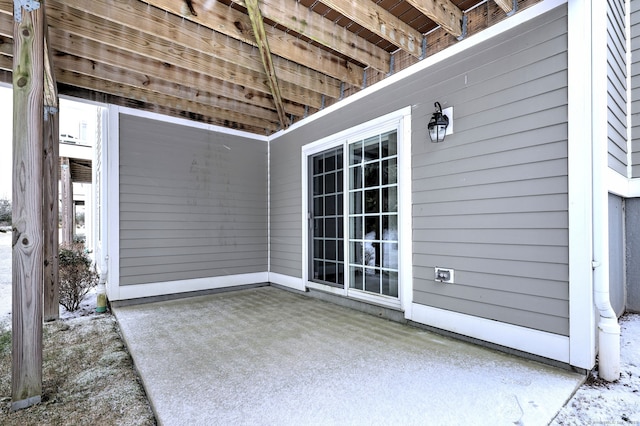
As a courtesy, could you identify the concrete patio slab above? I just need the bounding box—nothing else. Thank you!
[114,286,583,426]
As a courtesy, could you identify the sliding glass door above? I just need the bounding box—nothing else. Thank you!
[307,131,399,300]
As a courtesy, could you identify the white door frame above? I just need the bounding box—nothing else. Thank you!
[301,107,413,317]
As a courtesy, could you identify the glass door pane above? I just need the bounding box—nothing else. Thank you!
[309,147,344,286]
[348,131,398,297]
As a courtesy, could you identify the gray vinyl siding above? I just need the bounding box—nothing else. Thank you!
[608,0,628,176]
[412,7,568,336]
[119,114,267,286]
[631,0,640,177]
[269,151,304,278]
[271,5,569,335]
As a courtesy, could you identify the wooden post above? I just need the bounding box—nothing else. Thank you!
[42,14,60,321]
[43,106,59,321]
[60,157,73,245]
[12,0,45,410]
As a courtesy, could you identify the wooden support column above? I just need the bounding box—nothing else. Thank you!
[244,0,288,129]
[43,14,60,322]
[60,157,73,245]
[12,0,45,411]
[43,106,59,321]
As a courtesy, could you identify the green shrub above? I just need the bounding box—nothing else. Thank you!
[0,198,10,224]
[59,243,99,311]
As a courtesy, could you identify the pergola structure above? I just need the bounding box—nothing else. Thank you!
[0,0,531,135]
[6,0,539,411]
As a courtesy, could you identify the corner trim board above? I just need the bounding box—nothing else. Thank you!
[106,105,121,301]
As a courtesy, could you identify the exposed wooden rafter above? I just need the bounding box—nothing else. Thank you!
[43,40,57,107]
[140,0,364,86]
[318,0,422,58]
[0,0,534,135]
[494,0,515,15]
[234,0,391,73]
[44,0,342,99]
[404,0,464,38]
[244,0,288,129]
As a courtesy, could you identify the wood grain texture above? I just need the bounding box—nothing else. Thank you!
[236,0,390,73]
[245,0,288,129]
[404,0,463,38]
[319,0,422,57]
[11,0,44,409]
[43,106,59,322]
[60,157,73,245]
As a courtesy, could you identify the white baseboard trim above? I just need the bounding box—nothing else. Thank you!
[268,272,306,292]
[411,304,570,364]
[111,272,269,301]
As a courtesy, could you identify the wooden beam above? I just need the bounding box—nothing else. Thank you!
[236,0,390,73]
[54,0,354,92]
[317,0,423,57]
[54,68,280,132]
[56,82,283,135]
[0,55,283,134]
[244,0,288,129]
[11,0,45,410]
[43,105,59,322]
[42,8,59,322]
[60,157,73,245]
[493,0,514,14]
[45,28,311,115]
[51,49,282,124]
[43,38,56,107]
[41,1,340,103]
[0,30,10,53]
[3,23,311,115]
[0,46,10,69]
[404,0,464,38]
[141,0,363,86]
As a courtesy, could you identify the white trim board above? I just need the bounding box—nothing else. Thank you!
[106,105,121,301]
[115,105,269,142]
[607,168,640,198]
[629,178,640,197]
[114,272,269,301]
[566,0,597,370]
[411,304,570,364]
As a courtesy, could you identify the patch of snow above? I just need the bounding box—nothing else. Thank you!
[551,313,640,425]
[59,288,101,320]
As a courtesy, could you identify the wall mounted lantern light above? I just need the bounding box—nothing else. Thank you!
[428,102,450,143]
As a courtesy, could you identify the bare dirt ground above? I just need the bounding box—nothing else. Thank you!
[0,313,155,425]
[0,231,155,425]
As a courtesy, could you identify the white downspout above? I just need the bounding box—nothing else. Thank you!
[592,176,621,382]
[591,0,621,382]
